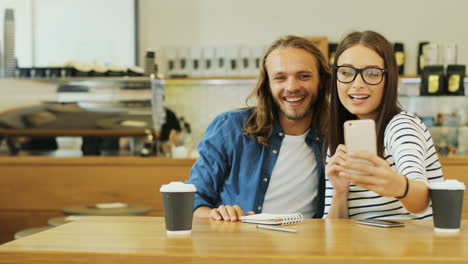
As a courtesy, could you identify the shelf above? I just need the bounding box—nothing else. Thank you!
[399,95,468,98]
[5,76,261,87]
[5,76,468,90]
[6,76,150,83]
[427,126,468,129]
[399,75,468,82]
[0,129,152,137]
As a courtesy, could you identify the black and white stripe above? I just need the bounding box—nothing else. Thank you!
[324,112,444,219]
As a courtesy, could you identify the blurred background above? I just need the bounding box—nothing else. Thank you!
[0,0,467,157]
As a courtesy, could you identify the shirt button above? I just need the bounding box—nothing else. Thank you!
[315,137,320,141]
[263,177,268,182]
[279,132,284,136]
[273,150,278,154]
[258,206,262,210]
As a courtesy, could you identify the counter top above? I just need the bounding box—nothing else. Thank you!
[0,156,197,166]
[0,155,464,165]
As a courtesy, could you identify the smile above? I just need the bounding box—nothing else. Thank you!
[348,94,370,105]
[349,95,369,99]
[283,95,305,103]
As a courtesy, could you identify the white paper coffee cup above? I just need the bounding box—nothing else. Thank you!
[430,180,465,233]
[160,182,196,235]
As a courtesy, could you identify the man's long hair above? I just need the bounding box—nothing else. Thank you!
[243,35,331,147]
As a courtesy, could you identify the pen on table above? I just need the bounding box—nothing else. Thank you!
[256,224,297,233]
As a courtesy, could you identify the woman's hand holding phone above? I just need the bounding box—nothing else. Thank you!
[326,144,350,194]
[342,119,406,197]
[340,151,407,197]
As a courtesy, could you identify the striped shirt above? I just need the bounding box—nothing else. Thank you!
[324,112,444,219]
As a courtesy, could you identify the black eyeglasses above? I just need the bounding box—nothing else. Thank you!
[335,65,387,85]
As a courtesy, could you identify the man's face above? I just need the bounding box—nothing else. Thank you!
[266,47,320,121]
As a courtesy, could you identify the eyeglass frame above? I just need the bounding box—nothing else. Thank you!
[334,65,388,85]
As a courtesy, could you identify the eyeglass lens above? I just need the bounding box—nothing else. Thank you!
[336,66,384,85]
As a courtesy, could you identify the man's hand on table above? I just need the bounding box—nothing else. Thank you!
[210,205,255,221]
[194,205,255,221]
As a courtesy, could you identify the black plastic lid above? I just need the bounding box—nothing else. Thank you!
[393,42,404,51]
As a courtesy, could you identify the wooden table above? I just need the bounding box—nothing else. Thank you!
[0,216,467,264]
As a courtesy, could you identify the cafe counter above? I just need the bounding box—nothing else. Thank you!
[0,156,195,244]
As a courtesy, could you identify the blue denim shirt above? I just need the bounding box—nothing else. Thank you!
[186,108,325,218]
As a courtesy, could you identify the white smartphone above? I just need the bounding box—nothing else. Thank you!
[344,119,377,154]
[344,119,377,174]
[356,219,405,228]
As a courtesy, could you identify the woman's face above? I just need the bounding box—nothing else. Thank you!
[336,44,385,120]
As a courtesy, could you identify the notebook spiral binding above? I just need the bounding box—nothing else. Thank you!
[281,213,304,225]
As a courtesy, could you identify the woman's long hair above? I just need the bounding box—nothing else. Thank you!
[243,35,331,147]
[328,31,401,157]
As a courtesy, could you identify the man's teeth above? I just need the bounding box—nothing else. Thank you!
[350,95,369,99]
[285,96,304,102]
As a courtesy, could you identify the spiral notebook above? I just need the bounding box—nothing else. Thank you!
[240,213,304,225]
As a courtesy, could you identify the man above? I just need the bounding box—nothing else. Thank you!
[186,35,331,221]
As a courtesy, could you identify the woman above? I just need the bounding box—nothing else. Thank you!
[324,31,444,219]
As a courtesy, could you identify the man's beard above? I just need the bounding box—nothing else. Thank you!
[278,106,309,120]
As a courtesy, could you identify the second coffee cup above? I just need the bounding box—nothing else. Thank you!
[430,179,465,233]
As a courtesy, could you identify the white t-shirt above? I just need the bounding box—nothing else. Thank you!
[262,130,318,218]
[324,112,444,219]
